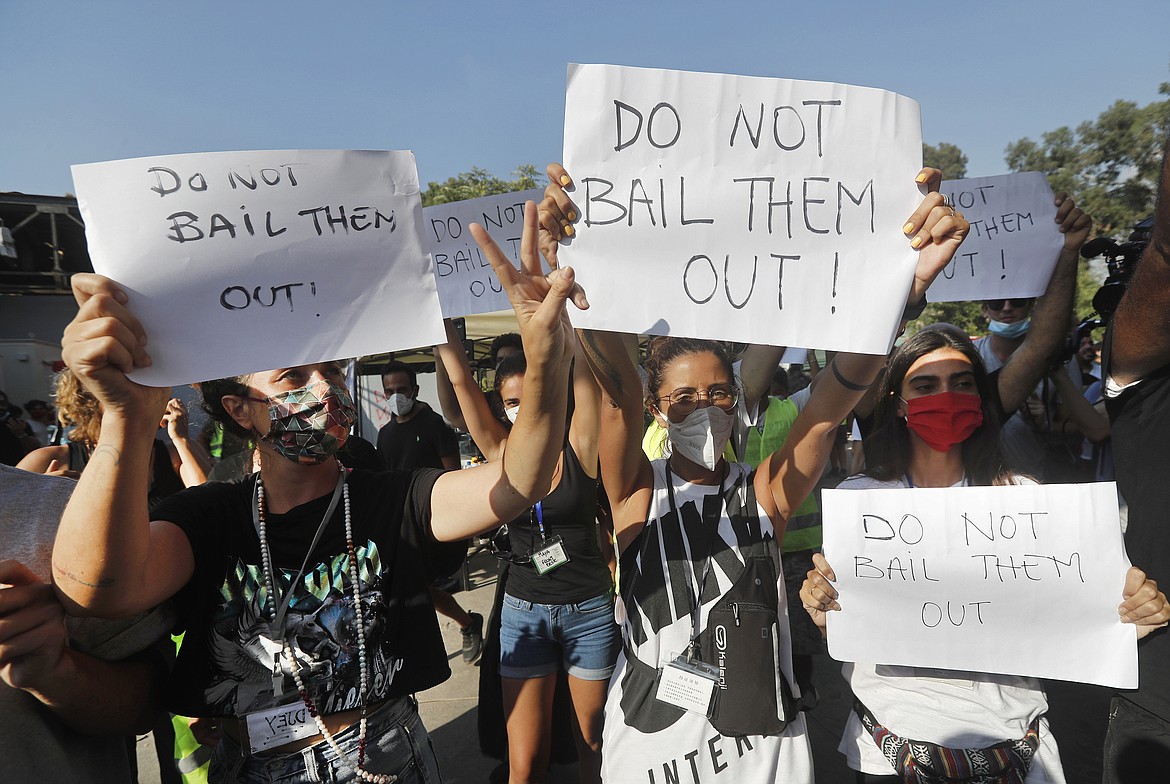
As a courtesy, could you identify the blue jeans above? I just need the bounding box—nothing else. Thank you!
[208,696,441,783]
[499,591,619,680]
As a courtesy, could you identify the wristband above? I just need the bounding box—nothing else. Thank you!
[829,360,871,392]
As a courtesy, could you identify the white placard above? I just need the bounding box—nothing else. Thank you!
[561,63,923,354]
[822,482,1136,688]
[928,172,1063,302]
[72,150,445,387]
[425,189,545,317]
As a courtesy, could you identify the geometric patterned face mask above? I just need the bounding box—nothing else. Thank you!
[257,380,357,465]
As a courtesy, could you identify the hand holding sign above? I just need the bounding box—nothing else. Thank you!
[903,168,970,309]
[1119,566,1170,639]
[61,274,173,422]
[1054,192,1092,253]
[799,551,839,632]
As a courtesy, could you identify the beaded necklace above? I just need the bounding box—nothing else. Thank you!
[255,463,393,784]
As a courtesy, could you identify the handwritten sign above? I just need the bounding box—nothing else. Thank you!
[425,189,545,317]
[822,482,1136,688]
[71,150,445,386]
[561,63,923,354]
[928,172,1063,302]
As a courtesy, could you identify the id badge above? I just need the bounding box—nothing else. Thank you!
[245,701,320,753]
[654,654,718,716]
[530,535,570,575]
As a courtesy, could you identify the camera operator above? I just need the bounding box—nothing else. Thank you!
[1102,133,1170,781]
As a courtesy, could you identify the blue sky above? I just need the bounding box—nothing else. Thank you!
[2,1,1167,197]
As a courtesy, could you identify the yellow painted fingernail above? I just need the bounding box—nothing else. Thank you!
[563,224,574,237]
[567,210,577,222]
[910,236,924,249]
[915,172,928,183]
[902,221,915,234]
[560,175,571,186]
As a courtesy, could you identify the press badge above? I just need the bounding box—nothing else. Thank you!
[654,654,719,716]
[245,700,320,753]
[531,535,570,575]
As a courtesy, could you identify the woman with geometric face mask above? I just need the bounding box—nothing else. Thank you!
[52,203,587,784]
[539,162,973,783]
[801,326,1170,783]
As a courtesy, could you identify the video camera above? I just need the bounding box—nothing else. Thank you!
[1052,216,1154,368]
[1080,216,1154,321]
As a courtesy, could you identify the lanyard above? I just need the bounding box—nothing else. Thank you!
[251,470,347,635]
[531,501,547,541]
[663,460,727,660]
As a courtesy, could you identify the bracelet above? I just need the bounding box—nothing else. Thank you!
[829,359,871,392]
[902,297,928,322]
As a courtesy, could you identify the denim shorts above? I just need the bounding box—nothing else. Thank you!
[208,696,441,783]
[499,591,620,681]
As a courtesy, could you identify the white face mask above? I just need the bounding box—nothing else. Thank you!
[665,405,736,471]
[388,393,415,417]
[505,405,520,425]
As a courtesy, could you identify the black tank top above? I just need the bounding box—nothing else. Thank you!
[505,443,612,603]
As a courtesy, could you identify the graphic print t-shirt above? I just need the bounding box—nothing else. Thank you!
[153,467,456,717]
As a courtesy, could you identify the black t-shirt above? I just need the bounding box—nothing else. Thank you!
[503,444,611,604]
[1104,338,1170,719]
[376,404,459,471]
[153,467,459,718]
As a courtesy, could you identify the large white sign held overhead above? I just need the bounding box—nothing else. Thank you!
[928,172,1064,302]
[561,63,924,354]
[425,188,546,318]
[821,482,1137,688]
[72,150,445,387]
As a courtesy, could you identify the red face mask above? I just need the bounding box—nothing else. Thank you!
[902,391,984,452]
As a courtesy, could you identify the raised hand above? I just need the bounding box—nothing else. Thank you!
[1120,566,1170,640]
[904,168,971,305]
[161,398,190,442]
[1054,193,1091,252]
[470,201,588,374]
[61,274,170,421]
[537,162,578,268]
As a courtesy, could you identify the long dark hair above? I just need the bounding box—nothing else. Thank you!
[866,327,1012,486]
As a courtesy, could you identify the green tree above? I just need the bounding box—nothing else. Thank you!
[923,142,968,179]
[1005,81,1170,237]
[421,165,539,207]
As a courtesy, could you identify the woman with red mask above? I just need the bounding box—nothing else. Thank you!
[800,326,1170,783]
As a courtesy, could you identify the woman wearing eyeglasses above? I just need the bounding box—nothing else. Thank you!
[435,319,617,784]
[537,163,971,781]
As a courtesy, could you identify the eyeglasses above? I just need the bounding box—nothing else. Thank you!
[487,525,531,564]
[984,298,1031,311]
[655,384,739,417]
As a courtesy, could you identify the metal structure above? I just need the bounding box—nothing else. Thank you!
[0,192,92,295]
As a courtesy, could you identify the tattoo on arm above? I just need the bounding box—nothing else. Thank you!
[53,562,116,589]
[90,445,122,465]
[580,332,626,398]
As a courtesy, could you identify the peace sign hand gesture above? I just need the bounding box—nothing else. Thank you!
[470,200,588,374]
